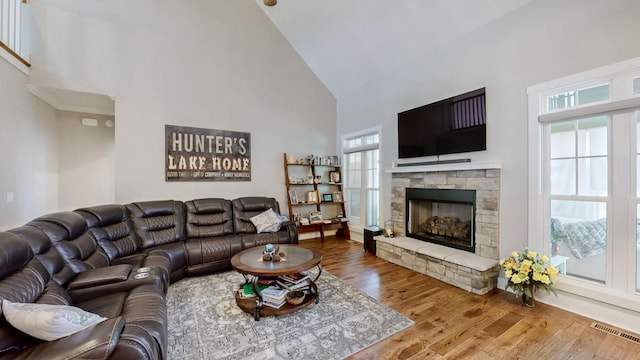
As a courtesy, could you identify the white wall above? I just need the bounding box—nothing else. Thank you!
[337,0,640,257]
[0,55,59,230]
[28,0,336,210]
[336,0,640,330]
[58,112,115,210]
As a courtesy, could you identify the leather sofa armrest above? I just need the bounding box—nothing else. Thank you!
[68,264,132,290]
[281,221,299,244]
[68,270,164,303]
[6,317,126,360]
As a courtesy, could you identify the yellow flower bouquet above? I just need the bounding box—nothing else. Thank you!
[499,247,558,300]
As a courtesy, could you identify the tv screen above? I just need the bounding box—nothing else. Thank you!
[398,88,486,159]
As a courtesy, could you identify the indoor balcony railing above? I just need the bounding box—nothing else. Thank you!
[0,0,30,67]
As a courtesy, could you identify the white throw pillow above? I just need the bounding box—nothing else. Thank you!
[250,208,284,233]
[2,300,107,341]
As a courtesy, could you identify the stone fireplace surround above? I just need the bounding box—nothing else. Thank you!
[375,162,501,295]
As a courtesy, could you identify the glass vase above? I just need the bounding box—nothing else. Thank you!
[522,285,535,307]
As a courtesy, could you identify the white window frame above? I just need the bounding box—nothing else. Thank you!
[341,126,381,231]
[528,57,640,312]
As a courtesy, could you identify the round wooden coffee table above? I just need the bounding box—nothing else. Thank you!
[231,244,322,320]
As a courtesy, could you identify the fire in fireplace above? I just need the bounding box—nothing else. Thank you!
[405,188,476,252]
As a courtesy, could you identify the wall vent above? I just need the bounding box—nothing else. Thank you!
[590,322,640,344]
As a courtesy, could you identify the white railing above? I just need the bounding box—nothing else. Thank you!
[0,0,29,66]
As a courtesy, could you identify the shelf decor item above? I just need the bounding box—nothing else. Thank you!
[333,191,343,203]
[261,244,286,262]
[309,211,323,224]
[321,193,333,202]
[499,247,559,307]
[329,171,340,184]
[307,190,319,204]
[289,190,298,204]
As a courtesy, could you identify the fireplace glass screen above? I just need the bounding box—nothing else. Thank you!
[406,188,475,252]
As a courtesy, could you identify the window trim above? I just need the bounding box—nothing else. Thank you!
[341,126,382,230]
[528,57,640,312]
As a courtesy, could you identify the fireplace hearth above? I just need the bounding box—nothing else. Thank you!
[406,188,476,253]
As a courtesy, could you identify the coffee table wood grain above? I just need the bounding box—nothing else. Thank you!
[231,244,322,320]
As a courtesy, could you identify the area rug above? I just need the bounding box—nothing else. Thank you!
[166,269,414,360]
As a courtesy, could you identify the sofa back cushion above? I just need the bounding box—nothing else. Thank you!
[28,212,111,274]
[232,197,281,234]
[126,200,186,249]
[0,231,72,353]
[76,204,142,262]
[185,198,234,238]
[7,226,76,289]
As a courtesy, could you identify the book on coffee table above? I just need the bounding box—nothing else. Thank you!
[241,283,270,297]
[277,278,311,291]
[261,286,288,299]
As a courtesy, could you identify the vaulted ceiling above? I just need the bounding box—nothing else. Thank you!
[256,0,533,97]
[32,0,534,114]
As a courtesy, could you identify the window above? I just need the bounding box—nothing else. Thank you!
[548,116,608,283]
[0,0,29,67]
[528,57,640,311]
[547,83,610,112]
[343,129,380,229]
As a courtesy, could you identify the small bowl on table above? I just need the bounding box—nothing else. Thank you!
[286,290,306,305]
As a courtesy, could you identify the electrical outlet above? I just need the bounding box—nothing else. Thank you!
[6,192,14,203]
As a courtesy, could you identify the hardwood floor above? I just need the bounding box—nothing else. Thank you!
[301,237,640,360]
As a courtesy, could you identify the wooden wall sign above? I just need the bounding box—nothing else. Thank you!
[165,125,251,181]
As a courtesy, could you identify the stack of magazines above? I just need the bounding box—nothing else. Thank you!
[276,272,311,291]
[260,286,288,309]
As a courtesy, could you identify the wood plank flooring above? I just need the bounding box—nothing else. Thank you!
[301,237,640,360]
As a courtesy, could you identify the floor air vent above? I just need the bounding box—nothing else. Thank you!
[590,322,640,344]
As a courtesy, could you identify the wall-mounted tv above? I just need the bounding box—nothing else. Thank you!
[398,88,486,159]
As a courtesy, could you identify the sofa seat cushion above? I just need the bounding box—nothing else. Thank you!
[241,231,293,250]
[185,235,242,265]
[6,317,126,360]
[2,300,107,341]
[185,235,243,276]
[75,293,128,320]
[0,320,40,354]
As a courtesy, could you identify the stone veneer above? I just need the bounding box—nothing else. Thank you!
[376,236,499,295]
[377,167,501,294]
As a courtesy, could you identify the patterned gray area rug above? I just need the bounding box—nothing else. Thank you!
[167,270,414,360]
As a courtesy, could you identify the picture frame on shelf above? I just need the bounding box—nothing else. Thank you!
[307,190,319,204]
[309,211,323,224]
[333,191,343,203]
[329,171,341,184]
[289,190,298,204]
[321,193,333,202]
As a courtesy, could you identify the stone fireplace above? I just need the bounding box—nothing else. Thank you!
[375,163,501,294]
[391,166,500,259]
[406,188,476,253]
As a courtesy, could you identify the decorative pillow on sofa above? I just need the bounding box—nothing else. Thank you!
[2,300,107,341]
[250,208,288,233]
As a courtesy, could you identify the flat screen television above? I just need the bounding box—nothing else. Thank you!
[398,88,486,159]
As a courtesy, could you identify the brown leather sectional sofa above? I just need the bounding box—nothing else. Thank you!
[0,197,297,359]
